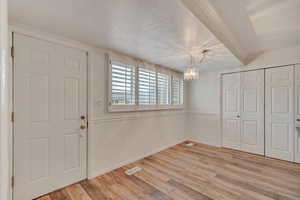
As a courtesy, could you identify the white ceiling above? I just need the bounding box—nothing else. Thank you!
[182,0,300,65]
[8,0,241,72]
[245,0,300,51]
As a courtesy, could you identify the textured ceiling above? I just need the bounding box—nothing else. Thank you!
[183,0,300,65]
[8,0,241,71]
[245,0,300,51]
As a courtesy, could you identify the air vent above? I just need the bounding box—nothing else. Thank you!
[125,167,142,176]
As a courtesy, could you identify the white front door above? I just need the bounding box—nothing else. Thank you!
[295,64,300,163]
[265,66,294,162]
[14,33,88,200]
[222,73,241,151]
[240,70,265,155]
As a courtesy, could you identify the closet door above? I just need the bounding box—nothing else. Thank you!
[222,73,241,150]
[265,66,294,162]
[240,70,265,155]
[295,64,300,163]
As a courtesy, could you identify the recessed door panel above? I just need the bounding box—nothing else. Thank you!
[240,70,264,155]
[14,34,87,200]
[222,73,241,150]
[30,138,49,181]
[271,123,289,151]
[242,120,258,145]
[265,66,294,162]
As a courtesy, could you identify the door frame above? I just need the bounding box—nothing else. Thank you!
[8,25,92,200]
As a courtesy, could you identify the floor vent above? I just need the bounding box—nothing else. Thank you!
[185,142,195,147]
[125,167,142,176]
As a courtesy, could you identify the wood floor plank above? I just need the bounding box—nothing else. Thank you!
[49,188,73,200]
[36,141,300,200]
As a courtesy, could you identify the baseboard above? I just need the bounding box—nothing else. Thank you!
[189,138,222,147]
[88,138,187,179]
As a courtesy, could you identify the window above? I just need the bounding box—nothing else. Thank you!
[138,68,156,105]
[111,61,136,105]
[172,76,184,105]
[108,56,184,112]
[157,72,170,105]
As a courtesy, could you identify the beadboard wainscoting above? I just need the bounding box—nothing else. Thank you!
[88,112,187,178]
[187,112,222,147]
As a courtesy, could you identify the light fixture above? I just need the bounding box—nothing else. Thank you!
[184,49,210,81]
[184,55,199,80]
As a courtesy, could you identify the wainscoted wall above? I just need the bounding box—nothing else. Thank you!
[187,113,221,147]
[87,48,187,178]
[186,45,300,149]
[186,71,222,147]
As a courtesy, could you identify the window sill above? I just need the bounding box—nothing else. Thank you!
[108,105,184,113]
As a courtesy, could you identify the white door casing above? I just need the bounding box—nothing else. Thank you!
[295,64,300,163]
[240,70,265,155]
[265,66,294,162]
[14,34,87,200]
[222,73,241,151]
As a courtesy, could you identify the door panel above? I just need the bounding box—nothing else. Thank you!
[14,34,87,200]
[240,70,264,155]
[295,64,300,163]
[265,66,294,162]
[222,73,241,150]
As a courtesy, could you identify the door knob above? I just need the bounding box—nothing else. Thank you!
[237,115,240,118]
[297,119,300,122]
[81,115,86,120]
[80,125,86,130]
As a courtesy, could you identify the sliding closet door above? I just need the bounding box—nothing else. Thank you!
[265,66,294,162]
[222,73,241,151]
[240,70,265,155]
[295,64,300,163]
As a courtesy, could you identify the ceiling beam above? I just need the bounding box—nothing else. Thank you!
[181,0,262,65]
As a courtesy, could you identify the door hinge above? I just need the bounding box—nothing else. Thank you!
[11,176,15,188]
[11,112,15,122]
[11,46,15,58]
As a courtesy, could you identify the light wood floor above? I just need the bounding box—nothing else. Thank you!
[36,142,300,200]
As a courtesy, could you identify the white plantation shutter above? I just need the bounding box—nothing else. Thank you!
[157,72,170,105]
[138,68,157,105]
[111,61,136,105]
[180,77,184,104]
[108,54,184,112]
[172,76,184,105]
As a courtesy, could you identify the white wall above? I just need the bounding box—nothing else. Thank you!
[87,48,187,178]
[187,45,300,147]
[186,71,221,146]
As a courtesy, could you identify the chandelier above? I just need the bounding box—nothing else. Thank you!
[184,49,210,81]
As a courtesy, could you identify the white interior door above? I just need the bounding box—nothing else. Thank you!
[222,73,241,151]
[265,66,294,162]
[295,64,300,163]
[240,70,265,155]
[14,33,87,200]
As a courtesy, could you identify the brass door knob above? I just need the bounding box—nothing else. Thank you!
[80,125,86,130]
